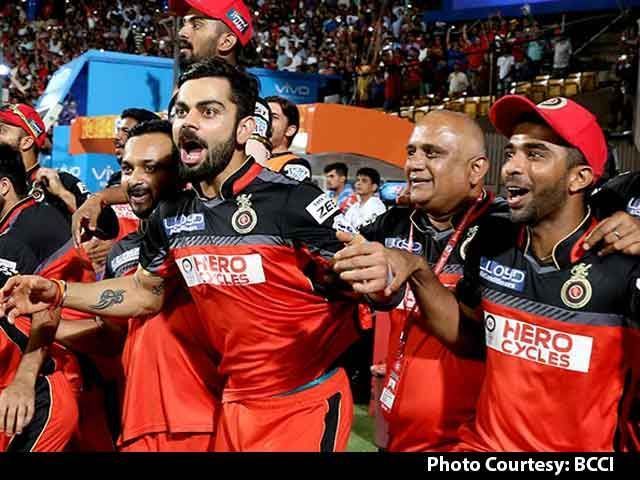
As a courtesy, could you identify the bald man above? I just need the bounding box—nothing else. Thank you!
[356,110,506,451]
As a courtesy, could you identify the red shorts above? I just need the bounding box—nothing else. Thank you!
[0,371,79,452]
[215,368,353,452]
[119,432,216,452]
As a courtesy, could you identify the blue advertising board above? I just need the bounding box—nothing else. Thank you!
[425,0,640,22]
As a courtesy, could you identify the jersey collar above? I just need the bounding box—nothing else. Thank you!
[0,196,37,234]
[220,156,263,200]
[26,163,40,184]
[519,207,597,270]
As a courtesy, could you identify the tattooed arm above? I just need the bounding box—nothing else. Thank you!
[0,267,167,322]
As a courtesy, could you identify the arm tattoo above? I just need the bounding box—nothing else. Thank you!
[90,289,126,310]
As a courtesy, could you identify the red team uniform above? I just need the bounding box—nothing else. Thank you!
[140,160,360,451]
[0,196,93,451]
[104,230,221,452]
[361,196,501,451]
[455,213,640,451]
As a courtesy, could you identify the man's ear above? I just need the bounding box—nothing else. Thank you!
[19,135,34,153]
[236,116,257,146]
[285,124,298,142]
[217,31,239,57]
[568,165,594,194]
[0,177,12,197]
[468,155,489,186]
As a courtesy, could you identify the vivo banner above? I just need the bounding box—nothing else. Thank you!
[249,68,340,104]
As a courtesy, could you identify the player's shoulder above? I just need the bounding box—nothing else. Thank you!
[18,201,69,234]
[107,231,143,278]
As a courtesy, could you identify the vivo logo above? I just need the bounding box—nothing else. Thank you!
[275,83,311,97]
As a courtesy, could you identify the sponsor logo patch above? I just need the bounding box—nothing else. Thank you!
[0,258,18,277]
[306,193,339,225]
[485,312,593,372]
[177,253,265,287]
[163,213,205,236]
[627,197,640,217]
[227,8,249,33]
[110,248,139,273]
[283,164,310,182]
[480,257,526,292]
[385,237,424,255]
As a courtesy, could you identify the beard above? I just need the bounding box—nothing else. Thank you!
[178,37,220,72]
[509,174,569,225]
[178,129,237,184]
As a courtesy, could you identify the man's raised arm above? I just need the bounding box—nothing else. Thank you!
[0,267,166,323]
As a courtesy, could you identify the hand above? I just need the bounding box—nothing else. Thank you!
[370,363,387,378]
[34,167,64,197]
[0,378,35,436]
[583,211,640,256]
[71,194,103,247]
[334,241,425,296]
[82,238,113,270]
[0,275,58,323]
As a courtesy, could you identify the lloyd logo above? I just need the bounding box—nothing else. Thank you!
[627,197,640,217]
[177,253,265,287]
[480,257,526,292]
[385,237,423,255]
[485,313,593,372]
[163,213,205,236]
[275,83,311,97]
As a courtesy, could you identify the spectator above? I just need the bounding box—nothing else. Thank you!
[526,26,546,77]
[448,61,469,97]
[496,47,515,94]
[552,31,572,77]
[324,162,356,212]
[344,167,386,231]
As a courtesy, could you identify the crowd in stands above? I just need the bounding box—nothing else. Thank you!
[0,0,636,113]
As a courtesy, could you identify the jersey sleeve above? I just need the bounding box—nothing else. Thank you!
[282,158,312,182]
[281,182,345,259]
[625,263,640,329]
[60,172,91,209]
[359,208,393,243]
[0,236,39,287]
[138,206,176,278]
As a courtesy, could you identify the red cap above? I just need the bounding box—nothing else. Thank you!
[169,0,254,47]
[489,95,607,181]
[0,104,47,149]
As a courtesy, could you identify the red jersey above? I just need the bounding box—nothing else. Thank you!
[105,231,221,443]
[139,159,360,401]
[457,213,640,451]
[361,201,500,451]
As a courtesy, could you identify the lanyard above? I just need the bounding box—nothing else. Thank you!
[380,192,489,415]
[397,192,487,355]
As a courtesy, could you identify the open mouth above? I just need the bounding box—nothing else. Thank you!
[179,137,207,166]
[506,185,531,208]
[127,187,151,204]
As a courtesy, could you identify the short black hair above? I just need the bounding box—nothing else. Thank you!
[126,119,180,166]
[120,108,160,124]
[128,119,172,139]
[357,167,381,187]
[0,145,27,196]
[265,96,300,146]
[178,58,259,123]
[324,162,348,177]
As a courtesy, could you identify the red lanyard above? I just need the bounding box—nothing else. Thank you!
[397,192,487,353]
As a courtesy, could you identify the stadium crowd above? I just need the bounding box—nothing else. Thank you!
[0,0,638,455]
[3,0,631,112]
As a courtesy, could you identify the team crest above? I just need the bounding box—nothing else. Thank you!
[30,184,45,202]
[537,97,568,110]
[231,194,258,234]
[560,263,592,309]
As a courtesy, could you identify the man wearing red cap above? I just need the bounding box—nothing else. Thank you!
[334,96,640,451]
[0,104,90,223]
[170,0,254,69]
